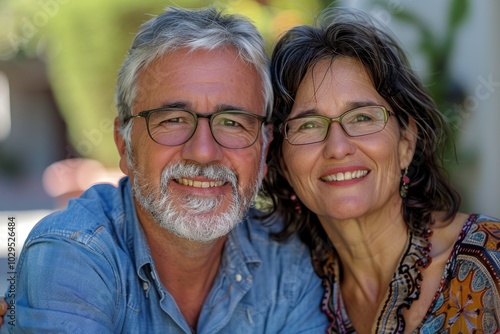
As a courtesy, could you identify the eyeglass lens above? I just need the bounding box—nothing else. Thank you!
[146,109,262,149]
[284,106,388,145]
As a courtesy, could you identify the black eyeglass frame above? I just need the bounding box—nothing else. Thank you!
[279,105,392,146]
[124,107,268,149]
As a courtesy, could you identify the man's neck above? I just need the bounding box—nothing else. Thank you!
[139,208,227,330]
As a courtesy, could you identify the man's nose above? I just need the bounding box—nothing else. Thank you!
[180,119,224,164]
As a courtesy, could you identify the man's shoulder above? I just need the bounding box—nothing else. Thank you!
[26,179,129,246]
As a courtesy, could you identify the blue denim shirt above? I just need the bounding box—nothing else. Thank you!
[2,177,327,333]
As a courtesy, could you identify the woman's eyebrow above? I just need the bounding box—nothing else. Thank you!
[290,100,382,118]
[344,100,382,110]
[289,108,320,118]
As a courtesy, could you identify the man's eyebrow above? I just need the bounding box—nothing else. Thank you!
[214,104,248,112]
[159,101,190,109]
[158,102,249,113]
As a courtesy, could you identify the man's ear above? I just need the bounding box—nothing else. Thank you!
[114,117,130,176]
[398,117,418,169]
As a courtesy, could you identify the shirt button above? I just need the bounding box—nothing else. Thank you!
[235,274,242,282]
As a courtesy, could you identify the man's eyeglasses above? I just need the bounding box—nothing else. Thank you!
[124,107,267,149]
[280,106,391,146]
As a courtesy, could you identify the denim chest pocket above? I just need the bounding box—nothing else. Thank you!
[213,297,290,333]
[228,306,267,332]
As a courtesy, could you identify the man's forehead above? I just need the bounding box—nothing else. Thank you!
[141,46,242,72]
[133,47,265,115]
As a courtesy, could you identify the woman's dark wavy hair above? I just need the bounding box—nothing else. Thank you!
[261,8,461,260]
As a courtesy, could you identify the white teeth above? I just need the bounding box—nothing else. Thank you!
[177,178,225,188]
[321,170,368,182]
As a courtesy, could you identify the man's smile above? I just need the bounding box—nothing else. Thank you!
[176,177,226,188]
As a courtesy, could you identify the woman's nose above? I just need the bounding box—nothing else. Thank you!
[322,122,356,159]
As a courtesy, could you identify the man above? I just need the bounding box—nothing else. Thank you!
[1,6,326,333]
[0,301,4,327]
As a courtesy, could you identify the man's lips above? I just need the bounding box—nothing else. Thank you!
[321,170,368,182]
[175,177,226,188]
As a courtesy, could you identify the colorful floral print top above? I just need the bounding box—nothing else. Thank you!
[316,214,500,334]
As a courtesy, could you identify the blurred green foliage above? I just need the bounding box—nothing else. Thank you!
[0,0,469,168]
[374,0,470,111]
[0,0,325,166]
[373,0,470,171]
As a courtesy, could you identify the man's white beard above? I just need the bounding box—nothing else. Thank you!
[132,160,265,243]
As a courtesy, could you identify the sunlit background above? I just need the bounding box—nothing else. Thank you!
[1,0,499,293]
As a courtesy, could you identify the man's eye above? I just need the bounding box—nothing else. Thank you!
[163,116,190,123]
[220,118,240,126]
[214,117,246,128]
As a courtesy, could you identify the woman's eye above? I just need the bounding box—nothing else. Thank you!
[298,120,323,130]
[352,114,373,122]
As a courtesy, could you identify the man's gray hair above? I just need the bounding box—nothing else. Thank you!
[116,6,273,144]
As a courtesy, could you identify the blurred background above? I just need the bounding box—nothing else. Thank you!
[1,0,499,292]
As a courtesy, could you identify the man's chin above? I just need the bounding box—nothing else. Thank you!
[178,197,232,215]
[158,214,238,243]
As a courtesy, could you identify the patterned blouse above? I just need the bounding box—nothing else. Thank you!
[316,214,500,333]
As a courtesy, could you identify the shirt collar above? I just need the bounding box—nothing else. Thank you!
[225,212,262,268]
[118,177,155,283]
[120,177,262,286]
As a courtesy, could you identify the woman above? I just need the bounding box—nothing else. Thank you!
[263,9,500,334]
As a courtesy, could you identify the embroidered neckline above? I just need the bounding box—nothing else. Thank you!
[375,229,432,332]
[313,226,432,334]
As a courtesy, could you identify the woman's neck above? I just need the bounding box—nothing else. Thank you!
[320,210,409,299]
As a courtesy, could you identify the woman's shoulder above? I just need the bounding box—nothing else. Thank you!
[460,213,500,252]
[473,213,500,225]
[429,212,499,261]
[425,213,500,331]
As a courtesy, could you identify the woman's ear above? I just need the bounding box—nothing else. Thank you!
[398,117,418,169]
